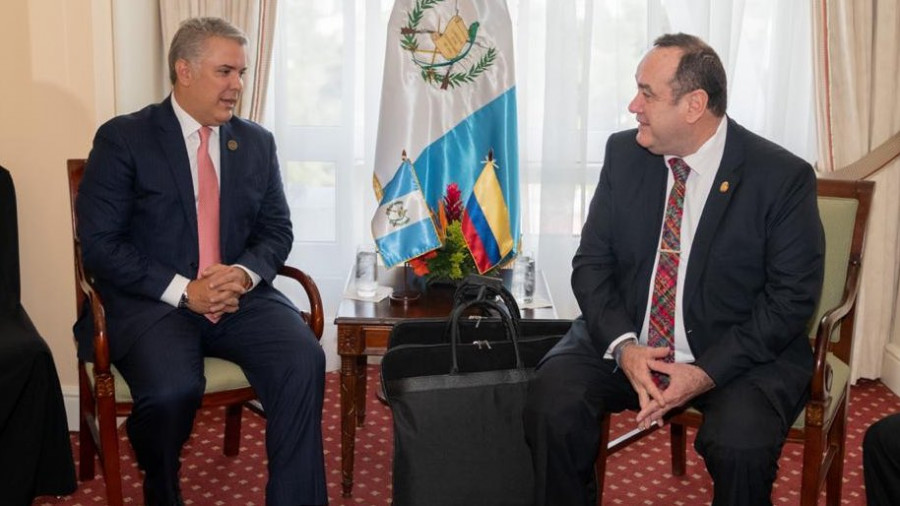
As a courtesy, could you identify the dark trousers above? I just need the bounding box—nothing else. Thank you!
[115,293,327,506]
[864,412,900,506]
[523,351,793,506]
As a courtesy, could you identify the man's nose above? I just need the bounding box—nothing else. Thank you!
[628,94,641,114]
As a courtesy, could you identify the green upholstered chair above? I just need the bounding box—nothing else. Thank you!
[594,178,874,506]
[67,159,324,506]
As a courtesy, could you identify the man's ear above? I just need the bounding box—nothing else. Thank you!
[684,89,709,123]
[174,59,193,86]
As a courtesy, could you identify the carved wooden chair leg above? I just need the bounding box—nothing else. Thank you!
[223,404,243,457]
[670,422,687,476]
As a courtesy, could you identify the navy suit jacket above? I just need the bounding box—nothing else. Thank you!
[75,97,294,361]
[551,119,825,422]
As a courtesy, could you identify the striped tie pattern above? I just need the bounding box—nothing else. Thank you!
[647,157,690,388]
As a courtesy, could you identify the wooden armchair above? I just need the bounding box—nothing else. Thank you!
[595,178,875,506]
[66,159,324,506]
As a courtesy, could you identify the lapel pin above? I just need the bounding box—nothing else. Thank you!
[227,139,238,151]
[719,181,730,193]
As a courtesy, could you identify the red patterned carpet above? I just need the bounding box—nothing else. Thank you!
[36,367,900,505]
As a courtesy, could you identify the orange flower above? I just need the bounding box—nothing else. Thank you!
[409,251,437,276]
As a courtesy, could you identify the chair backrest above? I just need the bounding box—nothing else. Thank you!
[806,178,874,363]
[1,166,20,316]
[67,159,89,312]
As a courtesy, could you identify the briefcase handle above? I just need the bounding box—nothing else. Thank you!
[453,274,522,321]
[448,297,524,374]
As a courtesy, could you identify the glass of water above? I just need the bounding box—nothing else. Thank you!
[355,245,378,298]
[511,251,535,303]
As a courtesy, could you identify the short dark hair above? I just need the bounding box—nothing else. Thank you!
[168,17,247,85]
[653,33,727,116]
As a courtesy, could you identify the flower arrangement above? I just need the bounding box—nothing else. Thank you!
[408,183,498,283]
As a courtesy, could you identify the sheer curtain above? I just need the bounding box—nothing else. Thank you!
[263,0,817,370]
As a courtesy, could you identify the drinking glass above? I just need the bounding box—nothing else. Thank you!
[355,245,378,298]
[511,251,535,303]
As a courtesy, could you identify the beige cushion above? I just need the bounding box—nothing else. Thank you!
[86,357,251,403]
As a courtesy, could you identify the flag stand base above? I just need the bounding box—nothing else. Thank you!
[390,290,421,307]
[390,262,421,307]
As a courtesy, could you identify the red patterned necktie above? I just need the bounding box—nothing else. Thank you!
[647,157,690,388]
[197,126,221,322]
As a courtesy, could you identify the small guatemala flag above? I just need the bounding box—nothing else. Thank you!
[371,156,442,267]
[462,152,514,273]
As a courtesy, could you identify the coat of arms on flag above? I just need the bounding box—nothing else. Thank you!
[372,0,519,272]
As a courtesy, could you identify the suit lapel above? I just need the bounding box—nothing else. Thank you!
[683,119,744,305]
[155,98,199,246]
[218,121,240,259]
[636,153,669,320]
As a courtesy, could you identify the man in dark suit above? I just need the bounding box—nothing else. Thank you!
[523,33,824,506]
[864,412,900,505]
[76,17,326,506]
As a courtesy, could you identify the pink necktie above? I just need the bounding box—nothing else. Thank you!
[197,127,221,322]
[647,157,690,389]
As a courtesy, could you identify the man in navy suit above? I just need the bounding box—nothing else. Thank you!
[76,17,326,506]
[524,33,824,505]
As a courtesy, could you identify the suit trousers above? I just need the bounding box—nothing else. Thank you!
[523,350,793,506]
[864,412,900,506]
[114,292,327,506]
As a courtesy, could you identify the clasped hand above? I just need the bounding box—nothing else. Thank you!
[184,264,250,318]
[618,344,714,430]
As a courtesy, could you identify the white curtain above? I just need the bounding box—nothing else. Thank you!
[263,0,817,370]
[159,0,277,121]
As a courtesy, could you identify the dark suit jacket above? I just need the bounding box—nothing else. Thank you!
[551,118,824,421]
[75,97,294,361]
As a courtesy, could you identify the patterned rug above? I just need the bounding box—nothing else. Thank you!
[36,368,900,505]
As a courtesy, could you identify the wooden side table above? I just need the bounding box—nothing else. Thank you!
[334,266,557,496]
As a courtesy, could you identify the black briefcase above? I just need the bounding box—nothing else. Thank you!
[382,290,571,506]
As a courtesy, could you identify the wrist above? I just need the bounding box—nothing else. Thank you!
[613,338,637,367]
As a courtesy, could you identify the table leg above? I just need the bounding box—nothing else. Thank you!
[356,355,367,427]
[340,353,358,497]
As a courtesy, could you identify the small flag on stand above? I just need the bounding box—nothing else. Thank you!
[462,152,514,273]
[371,156,441,267]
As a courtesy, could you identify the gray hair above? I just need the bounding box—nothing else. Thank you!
[653,33,727,117]
[168,17,248,84]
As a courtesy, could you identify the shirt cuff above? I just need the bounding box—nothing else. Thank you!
[604,332,638,360]
[162,274,191,307]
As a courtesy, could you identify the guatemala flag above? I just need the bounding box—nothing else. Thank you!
[371,157,441,267]
[372,0,519,268]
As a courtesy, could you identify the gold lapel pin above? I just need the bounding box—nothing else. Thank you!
[227,140,238,151]
[719,181,730,193]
